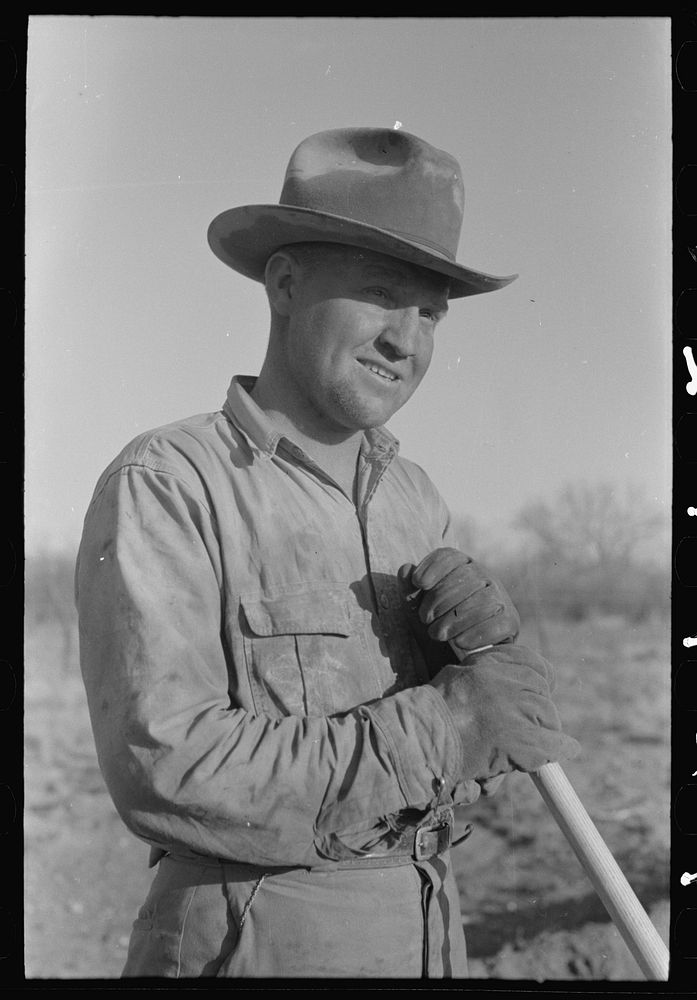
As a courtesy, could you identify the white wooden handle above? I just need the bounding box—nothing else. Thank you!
[530,762,669,981]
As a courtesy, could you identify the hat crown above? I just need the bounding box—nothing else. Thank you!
[207,126,517,298]
[279,128,465,261]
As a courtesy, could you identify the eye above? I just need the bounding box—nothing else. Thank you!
[419,309,437,322]
[366,286,389,301]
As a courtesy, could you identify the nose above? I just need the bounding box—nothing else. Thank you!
[377,306,421,360]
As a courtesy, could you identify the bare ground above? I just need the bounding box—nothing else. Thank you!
[24,613,670,981]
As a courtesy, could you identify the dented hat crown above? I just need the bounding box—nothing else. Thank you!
[207,127,517,299]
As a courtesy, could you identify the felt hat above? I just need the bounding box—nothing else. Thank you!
[207,127,517,299]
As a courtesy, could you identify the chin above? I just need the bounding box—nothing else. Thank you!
[327,379,412,431]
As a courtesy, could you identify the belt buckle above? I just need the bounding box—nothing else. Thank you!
[413,808,453,861]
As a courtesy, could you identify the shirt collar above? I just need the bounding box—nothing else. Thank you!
[223,376,284,457]
[222,375,400,462]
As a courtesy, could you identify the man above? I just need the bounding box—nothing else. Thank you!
[75,127,578,979]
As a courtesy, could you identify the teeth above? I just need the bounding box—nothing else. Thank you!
[362,362,397,382]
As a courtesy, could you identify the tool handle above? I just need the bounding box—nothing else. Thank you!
[530,762,669,980]
[434,617,668,977]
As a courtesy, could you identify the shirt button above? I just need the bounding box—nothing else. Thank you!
[379,593,390,608]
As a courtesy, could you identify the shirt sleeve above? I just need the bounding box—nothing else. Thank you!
[75,461,464,868]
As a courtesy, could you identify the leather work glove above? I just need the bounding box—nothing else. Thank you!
[428,643,580,784]
[398,548,520,676]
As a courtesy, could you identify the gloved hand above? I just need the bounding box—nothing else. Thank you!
[429,643,580,783]
[398,548,520,675]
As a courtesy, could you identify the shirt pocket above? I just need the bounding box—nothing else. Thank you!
[240,586,381,718]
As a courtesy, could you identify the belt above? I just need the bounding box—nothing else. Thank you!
[148,810,473,872]
[330,807,473,870]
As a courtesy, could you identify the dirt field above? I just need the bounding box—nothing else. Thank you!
[24,613,670,981]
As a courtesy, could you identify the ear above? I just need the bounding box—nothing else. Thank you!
[264,250,299,317]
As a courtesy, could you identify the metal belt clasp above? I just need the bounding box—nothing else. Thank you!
[413,806,454,861]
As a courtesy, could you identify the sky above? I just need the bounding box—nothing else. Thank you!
[25,16,672,557]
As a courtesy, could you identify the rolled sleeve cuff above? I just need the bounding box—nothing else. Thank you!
[359,685,464,809]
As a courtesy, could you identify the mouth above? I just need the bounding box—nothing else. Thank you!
[357,359,400,385]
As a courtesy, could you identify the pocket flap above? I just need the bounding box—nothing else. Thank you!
[241,588,353,637]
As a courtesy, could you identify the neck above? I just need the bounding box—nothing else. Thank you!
[250,369,364,499]
[298,435,363,500]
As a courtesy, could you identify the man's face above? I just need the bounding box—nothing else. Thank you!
[280,247,450,435]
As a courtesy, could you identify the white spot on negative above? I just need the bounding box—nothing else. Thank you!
[684,346,697,395]
[683,636,697,647]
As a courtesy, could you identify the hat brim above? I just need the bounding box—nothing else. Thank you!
[207,205,517,299]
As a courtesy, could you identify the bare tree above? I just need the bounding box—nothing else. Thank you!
[515,482,666,572]
[513,482,669,621]
[25,550,79,672]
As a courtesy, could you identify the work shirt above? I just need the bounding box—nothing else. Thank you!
[75,375,477,976]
